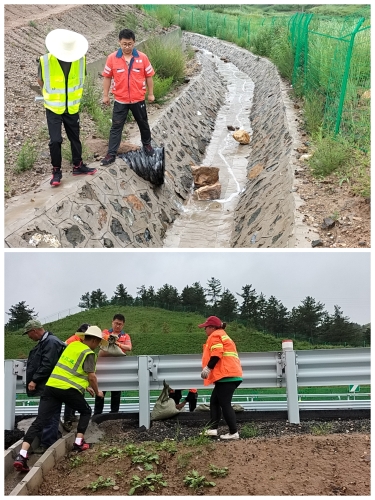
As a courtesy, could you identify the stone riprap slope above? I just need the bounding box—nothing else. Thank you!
[183,33,300,248]
[5,51,227,248]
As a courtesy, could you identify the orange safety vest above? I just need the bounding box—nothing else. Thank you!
[202,329,242,386]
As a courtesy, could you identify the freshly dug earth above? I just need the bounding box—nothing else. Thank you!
[38,416,370,496]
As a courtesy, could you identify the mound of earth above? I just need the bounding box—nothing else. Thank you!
[36,416,370,496]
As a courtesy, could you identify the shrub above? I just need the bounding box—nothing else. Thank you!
[15,140,38,173]
[144,38,186,82]
[152,75,174,103]
[309,136,351,177]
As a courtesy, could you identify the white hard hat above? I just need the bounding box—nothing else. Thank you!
[45,29,88,62]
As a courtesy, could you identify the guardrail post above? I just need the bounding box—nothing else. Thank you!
[138,356,152,429]
[5,360,17,430]
[282,340,300,424]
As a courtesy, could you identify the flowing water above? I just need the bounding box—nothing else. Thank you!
[163,50,255,248]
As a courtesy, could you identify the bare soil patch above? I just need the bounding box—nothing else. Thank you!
[36,416,370,496]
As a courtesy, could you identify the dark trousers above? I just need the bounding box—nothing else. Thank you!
[185,391,198,412]
[46,108,82,168]
[107,100,151,155]
[23,386,92,446]
[208,381,241,434]
[94,391,121,414]
[40,407,61,447]
[64,405,75,422]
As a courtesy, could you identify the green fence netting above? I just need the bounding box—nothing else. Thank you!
[143,6,370,149]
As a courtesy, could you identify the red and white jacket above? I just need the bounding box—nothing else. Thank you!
[102,48,155,103]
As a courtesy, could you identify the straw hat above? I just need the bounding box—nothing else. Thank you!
[45,29,88,62]
[76,325,108,346]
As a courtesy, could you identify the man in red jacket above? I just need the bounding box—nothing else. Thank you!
[101,28,155,166]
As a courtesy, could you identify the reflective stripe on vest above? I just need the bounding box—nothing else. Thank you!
[47,342,92,392]
[41,54,85,114]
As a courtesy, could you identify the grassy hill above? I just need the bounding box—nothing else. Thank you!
[5,305,346,360]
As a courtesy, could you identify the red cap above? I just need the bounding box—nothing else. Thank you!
[198,316,222,328]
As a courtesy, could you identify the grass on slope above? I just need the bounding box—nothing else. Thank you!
[5,305,344,360]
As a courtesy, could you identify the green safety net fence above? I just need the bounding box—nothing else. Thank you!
[143,5,370,149]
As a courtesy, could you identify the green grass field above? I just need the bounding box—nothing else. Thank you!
[4,305,351,360]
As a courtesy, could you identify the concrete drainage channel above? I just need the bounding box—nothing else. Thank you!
[4,31,318,248]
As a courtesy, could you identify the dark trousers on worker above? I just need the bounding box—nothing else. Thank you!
[208,381,241,434]
[23,386,92,446]
[107,100,151,156]
[93,391,121,414]
[39,407,61,447]
[46,108,82,168]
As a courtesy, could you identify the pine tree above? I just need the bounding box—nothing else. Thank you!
[217,288,238,321]
[206,278,222,312]
[78,292,91,310]
[181,282,207,312]
[111,284,133,306]
[237,284,258,326]
[5,301,37,331]
[156,284,180,308]
[90,289,109,308]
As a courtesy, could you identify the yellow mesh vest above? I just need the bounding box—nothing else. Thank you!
[46,341,93,393]
[40,54,86,114]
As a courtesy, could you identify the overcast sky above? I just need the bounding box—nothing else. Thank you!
[4,251,371,326]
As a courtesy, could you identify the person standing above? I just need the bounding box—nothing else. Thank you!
[23,319,66,454]
[38,29,97,187]
[93,314,132,415]
[100,28,155,166]
[62,323,91,431]
[198,316,242,440]
[13,326,106,473]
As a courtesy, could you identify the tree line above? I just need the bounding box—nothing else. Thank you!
[5,279,370,347]
[77,278,369,346]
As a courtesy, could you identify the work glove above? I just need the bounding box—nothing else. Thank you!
[201,366,211,379]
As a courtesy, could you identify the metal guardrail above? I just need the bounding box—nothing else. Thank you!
[5,345,371,429]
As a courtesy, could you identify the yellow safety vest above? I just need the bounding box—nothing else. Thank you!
[46,341,94,393]
[40,53,86,114]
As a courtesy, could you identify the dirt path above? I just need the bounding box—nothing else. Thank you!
[4,5,78,31]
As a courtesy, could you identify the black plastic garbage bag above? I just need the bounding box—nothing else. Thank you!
[120,146,165,186]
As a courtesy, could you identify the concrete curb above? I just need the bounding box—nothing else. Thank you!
[7,432,75,496]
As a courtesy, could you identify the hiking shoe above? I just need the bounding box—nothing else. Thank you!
[220,432,239,440]
[13,453,30,473]
[143,144,155,156]
[50,167,62,186]
[73,162,97,176]
[33,445,48,454]
[100,154,116,166]
[72,440,90,452]
[62,421,73,432]
[200,429,218,437]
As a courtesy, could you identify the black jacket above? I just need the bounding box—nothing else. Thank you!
[26,331,66,397]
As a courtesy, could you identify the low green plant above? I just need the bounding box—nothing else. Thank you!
[240,423,259,438]
[128,473,167,495]
[155,439,177,454]
[209,464,229,477]
[115,12,138,33]
[98,446,124,458]
[85,476,116,491]
[69,456,84,468]
[28,20,37,28]
[144,38,186,82]
[303,94,325,136]
[309,136,350,177]
[15,139,38,173]
[311,422,333,435]
[177,451,193,469]
[125,444,159,470]
[153,5,176,27]
[185,431,212,447]
[183,470,216,490]
[152,75,174,103]
[80,74,113,139]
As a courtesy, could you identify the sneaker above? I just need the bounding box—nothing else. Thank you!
[62,421,73,432]
[143,144,155,156]
[72,440,90,452]
[200,429,218,437]
[73,162,97,176]
[33,445,48,454]
[50,167,62,186]
[13,453,30,473]
[220,432,239,440]
[100,154,116,166]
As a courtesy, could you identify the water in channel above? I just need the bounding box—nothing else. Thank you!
[163,50,255,248]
